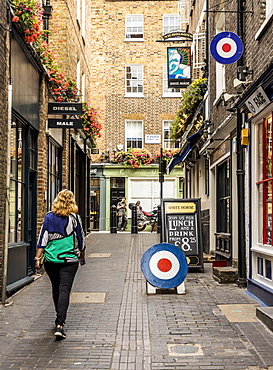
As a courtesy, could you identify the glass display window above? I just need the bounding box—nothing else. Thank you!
[256,113,273,246]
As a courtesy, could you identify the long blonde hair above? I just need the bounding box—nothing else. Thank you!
[52,189,78,217]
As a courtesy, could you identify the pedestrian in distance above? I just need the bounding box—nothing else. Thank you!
[136,200,143,218]
[117,197,128,231]
[35,189,86,340]
[135,200,142,212]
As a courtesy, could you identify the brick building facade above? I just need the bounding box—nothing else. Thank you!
[182,0,273,307]
[0,0,94,301]
[87,0,185,230]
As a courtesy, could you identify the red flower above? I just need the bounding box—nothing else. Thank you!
[12,16,19,22]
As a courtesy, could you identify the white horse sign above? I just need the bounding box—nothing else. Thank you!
[167,47,191,88]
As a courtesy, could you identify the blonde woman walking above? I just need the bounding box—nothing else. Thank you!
[35,189,86,339]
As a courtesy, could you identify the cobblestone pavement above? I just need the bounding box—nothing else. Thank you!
[1,232,273,370]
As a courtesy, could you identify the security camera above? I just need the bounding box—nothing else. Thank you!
[233,78,252,88]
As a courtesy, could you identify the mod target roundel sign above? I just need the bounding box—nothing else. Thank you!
[210,31,244,64]
[141,243,188,289]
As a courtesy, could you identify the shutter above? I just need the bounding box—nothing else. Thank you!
[192,32,206,79]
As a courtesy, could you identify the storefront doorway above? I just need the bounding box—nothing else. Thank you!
[215,158,232,264]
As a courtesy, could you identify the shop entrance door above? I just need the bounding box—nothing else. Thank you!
[215,158,232,264]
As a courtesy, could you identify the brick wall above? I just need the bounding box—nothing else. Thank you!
[244,0,273,77]
[87,0,183,158]
[48,0,97,171]
[0,0,9,299]
[207,0,273,130]
[36,79,49,231]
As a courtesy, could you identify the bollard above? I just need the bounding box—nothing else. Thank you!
[131,204,138,234]
[110,205,117,233]
[157,205,162,242]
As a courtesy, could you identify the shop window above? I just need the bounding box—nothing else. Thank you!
[48,140,62,210]
[256,114,273,246]
[163,120,179,148]
[265,259,272,279]
[217,159,230,233]
[125,65,144,96]
[125,15,144,40]
[125,120,143,149]
[110,177,125,207]
[9,120,25,243]
[257,256,264,276]
[205,158,209,196]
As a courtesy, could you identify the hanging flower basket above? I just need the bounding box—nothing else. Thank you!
[155,148,180,164]
[114,148,153,168]
[81,103,102,147]
[10,0,80,102]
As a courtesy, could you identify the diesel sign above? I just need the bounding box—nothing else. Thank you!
[48,102,82,115]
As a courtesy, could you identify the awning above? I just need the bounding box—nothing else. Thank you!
[167,130,202,173]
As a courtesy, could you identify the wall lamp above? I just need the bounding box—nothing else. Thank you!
[233,78,252,89]
[222,93,239,105]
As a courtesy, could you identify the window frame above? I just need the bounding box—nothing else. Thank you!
[162,120,180,148]
[255,0,273,40]
[125,120,144,150]
[9,119,26,244]
[47,139,62,211]
[125,14,144,41]
[256,113,273,246]
[163,14,180,36]
[162,65,181,97]
[125,64,144,97]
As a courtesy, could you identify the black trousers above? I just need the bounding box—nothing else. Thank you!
[44,262,78,326]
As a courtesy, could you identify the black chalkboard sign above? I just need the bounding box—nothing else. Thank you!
[162,198,204,271]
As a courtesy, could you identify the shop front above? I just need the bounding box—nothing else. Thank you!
[91,163,183,231]
[7,32,42,293]
[237,65,273,305]
[249,105,273,305]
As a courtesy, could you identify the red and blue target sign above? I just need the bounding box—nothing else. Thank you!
[210,31,244,64]
[141,243,188,289]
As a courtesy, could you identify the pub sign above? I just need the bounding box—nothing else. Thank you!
[162,198,203,270]
[167,47,191,88]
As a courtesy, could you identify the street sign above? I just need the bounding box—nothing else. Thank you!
[91,148,100,154]
[48,118,82,129]
[141,243,188,289]
[48,102,82,115]
[210,31,244,64]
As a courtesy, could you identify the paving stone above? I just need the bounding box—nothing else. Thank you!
[0,233,273,369]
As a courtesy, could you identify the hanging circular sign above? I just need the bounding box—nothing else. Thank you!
[210,31,244,64]
[141,243,188,289]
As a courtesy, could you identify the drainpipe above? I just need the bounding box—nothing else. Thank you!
[236,0,247,287]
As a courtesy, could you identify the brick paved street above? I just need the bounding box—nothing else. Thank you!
[1,232,273,369]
